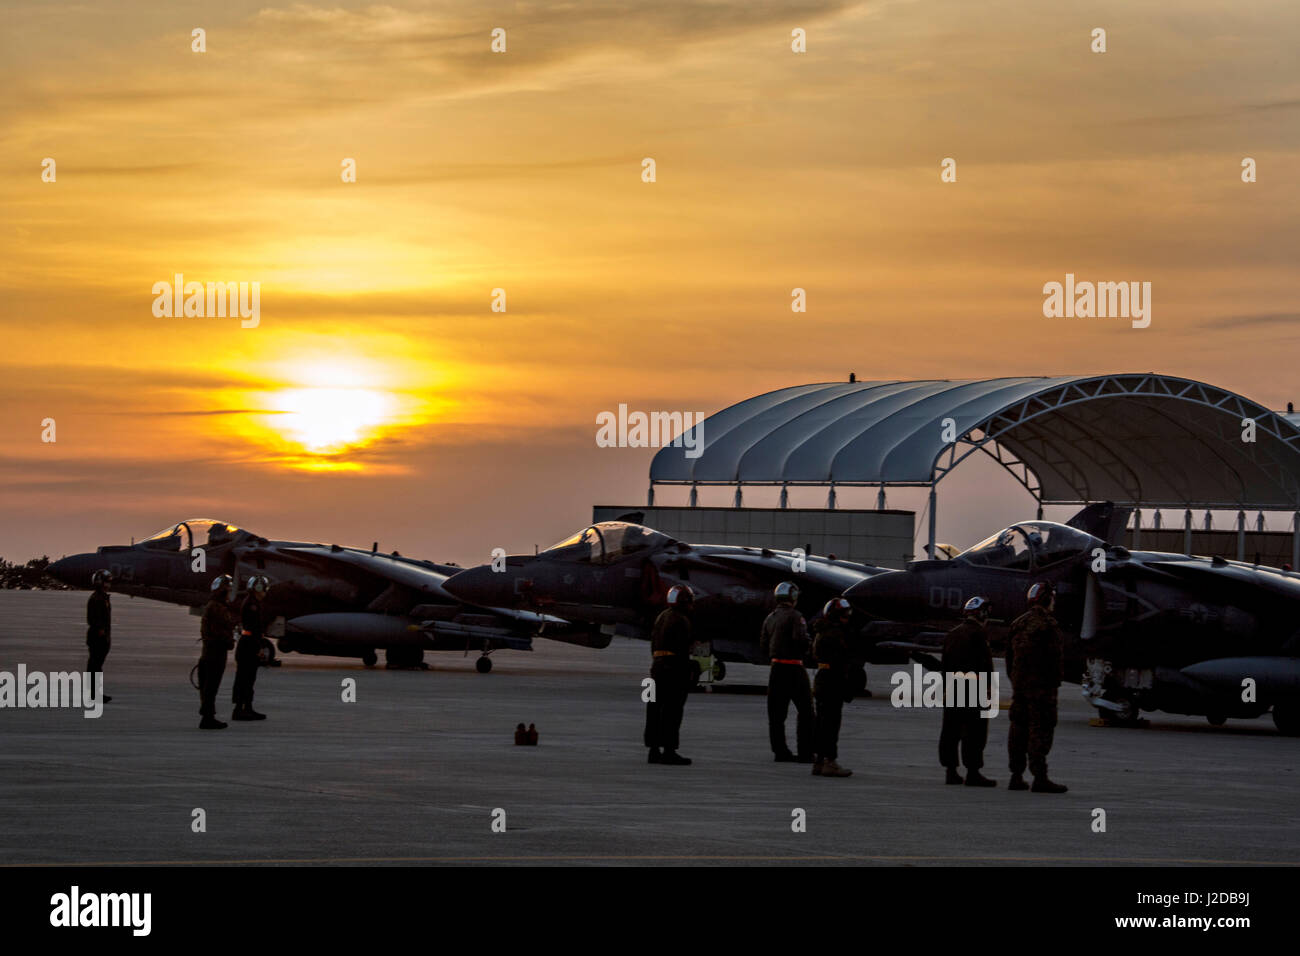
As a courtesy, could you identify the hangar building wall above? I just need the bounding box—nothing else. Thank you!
[592,506,916,569]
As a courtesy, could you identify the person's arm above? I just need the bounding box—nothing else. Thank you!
[88,595,109,634]
[940,629,956,673]
[673,616,693,657]
[1054,623,1066,683]
[978,633,993,674]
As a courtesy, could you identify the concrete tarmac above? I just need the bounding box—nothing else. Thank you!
[1,591,1297,866]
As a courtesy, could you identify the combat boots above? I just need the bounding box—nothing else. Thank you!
[199,717,227,730]
[647,748,662,764]
[232,706,266,721]
[1031,775,1068,793]
[945,767,964,785]
[818,759,851,778]
[1008,773,1029,791]
[659,750,692,766]
[964,770,996,787]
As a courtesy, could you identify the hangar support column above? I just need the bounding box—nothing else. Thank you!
[1293,511,1299,570]
[927,486,937,560]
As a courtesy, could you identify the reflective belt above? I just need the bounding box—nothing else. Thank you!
[771,658,803,665]
[653,650,676,658]
[817,663,832,669]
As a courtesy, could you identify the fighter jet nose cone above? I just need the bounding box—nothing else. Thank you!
[444,566,502,606]
[843,571,911,617]
[842,577,875,602]
[48,555,84,587]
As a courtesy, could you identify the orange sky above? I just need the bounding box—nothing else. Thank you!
[2,0,1298,563]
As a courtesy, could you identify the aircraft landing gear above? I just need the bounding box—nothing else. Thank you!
[1273,703,1300,736]
[258,638,280,667]
[1206,713,1227,727]
[361,650,378,668]
[1093,697,1140,723]
[1083,659,1142,724]
[385,646,427,670]
[689,640,719,689]
[476,656,493,674]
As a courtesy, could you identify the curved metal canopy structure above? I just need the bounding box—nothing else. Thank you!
[651,374,1300,515]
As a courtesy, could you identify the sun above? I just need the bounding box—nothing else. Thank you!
[273,385,396,453]
[242,357,416,467]
[219,350,452,471]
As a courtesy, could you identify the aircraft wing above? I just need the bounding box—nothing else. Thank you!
[270,545,460,599]
[1114,555,1300,614]
[260,545,573,629]
[680,550,887,593]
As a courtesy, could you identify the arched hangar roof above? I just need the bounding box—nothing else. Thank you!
[650,374,1300,509]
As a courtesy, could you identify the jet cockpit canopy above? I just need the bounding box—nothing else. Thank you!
[140,519,245,551]
[959,521,1100,571]
[542,521,672,564]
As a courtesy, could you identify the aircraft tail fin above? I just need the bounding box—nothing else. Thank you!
[1066,501,1132,544]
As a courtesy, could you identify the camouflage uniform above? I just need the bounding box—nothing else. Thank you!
[198,598,236,719]
[939,618,993,772]
[811,619,851,761]
[761,604,813,759]
[1005,604,1065,778]
[644,606,693,752]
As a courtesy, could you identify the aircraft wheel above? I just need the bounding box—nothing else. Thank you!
[1095,697,1139,723]
[711,659,726,682]
[258,639,278,667]
[385,646,425,669]
[1206,713,1227,727]
[1272,703,1300,736]
[476,656,493,674]
[361,650,378,668]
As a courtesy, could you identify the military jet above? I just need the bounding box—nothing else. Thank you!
[843,508,1300,734]
[48,519,592,670]
[442,519,889,687]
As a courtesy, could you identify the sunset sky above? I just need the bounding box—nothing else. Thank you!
[2,0,1298,564]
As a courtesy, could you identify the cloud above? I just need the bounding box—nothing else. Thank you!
[1197,312,1300,330]
[1106,99,1300,128]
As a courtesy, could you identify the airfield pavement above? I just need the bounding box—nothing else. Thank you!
[1,591,1297,866]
